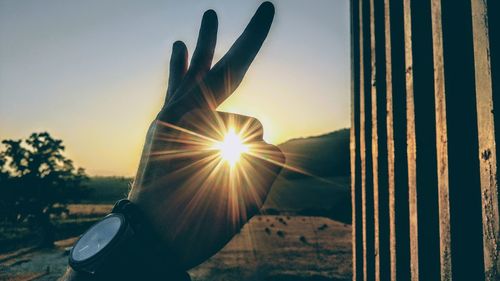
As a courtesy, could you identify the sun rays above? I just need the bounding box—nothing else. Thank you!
[142,110,323,244]
[148,110,318,194]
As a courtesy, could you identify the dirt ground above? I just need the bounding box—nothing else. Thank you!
[0,215,352,281]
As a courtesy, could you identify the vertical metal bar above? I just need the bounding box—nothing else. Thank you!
[405,0,442,279]
[487,0,500,277]
[402,0,419,279]
[384,0,411,280]
[351,0,364,279]
[360,0,375,279]
[439,0,485,280]
[383,1,396,278]
[370,0,390,280]
[488,6,500,256]
[359,0,368,278]
[470,0,500,280]
[369,0,380,279]
[384,0,396,279]
[485,0,500,276]
[429,0,452,279]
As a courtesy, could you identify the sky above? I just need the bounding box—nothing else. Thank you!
[0,0,350,176]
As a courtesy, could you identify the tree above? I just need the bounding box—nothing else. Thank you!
[0,132,88,247]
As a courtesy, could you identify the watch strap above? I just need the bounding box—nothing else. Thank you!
[112,199,190,281]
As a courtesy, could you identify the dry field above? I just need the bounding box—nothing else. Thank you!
[66,204,113,216]
[190,215,352,281]
[0,215,351,281]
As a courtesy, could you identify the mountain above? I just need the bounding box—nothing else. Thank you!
[277,128,350,179]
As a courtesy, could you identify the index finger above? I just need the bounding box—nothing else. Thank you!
[189,1,275,109]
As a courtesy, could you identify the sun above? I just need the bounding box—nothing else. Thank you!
[213,128,249,167]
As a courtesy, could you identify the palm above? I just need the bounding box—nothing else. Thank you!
[128,2,285,269]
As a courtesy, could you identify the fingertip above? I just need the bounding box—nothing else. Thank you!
[204,9,217,19]
[200,9,219,37]
[172,41,188,62]
[202,9,218,27]
[259,1,275,16]
[173,40,187,52]
[251,1,275,32]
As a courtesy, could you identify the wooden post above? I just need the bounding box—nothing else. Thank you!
[470,0,500,279]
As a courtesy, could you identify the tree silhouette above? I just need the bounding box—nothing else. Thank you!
[0,132,88,247]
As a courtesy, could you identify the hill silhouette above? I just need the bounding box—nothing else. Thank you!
[277,128,350,179]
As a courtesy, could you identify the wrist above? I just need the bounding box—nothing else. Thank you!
[67,199,188,280]
[112,200,184,274]
[128,187,178,251]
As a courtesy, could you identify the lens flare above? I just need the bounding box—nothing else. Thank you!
[213,128,249,167]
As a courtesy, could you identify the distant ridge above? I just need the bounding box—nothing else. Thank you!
[277,128,350,179]
[278,130,346,145]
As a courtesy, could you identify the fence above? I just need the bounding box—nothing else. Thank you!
[350,0,499,280]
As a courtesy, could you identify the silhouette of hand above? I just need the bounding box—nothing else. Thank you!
[128,2,285,270]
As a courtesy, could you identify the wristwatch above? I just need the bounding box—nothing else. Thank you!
[68,199,190,280]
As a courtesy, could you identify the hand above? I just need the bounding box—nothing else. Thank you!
[128,2,285,270]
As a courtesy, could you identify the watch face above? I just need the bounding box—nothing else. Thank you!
[71,214,123,262]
